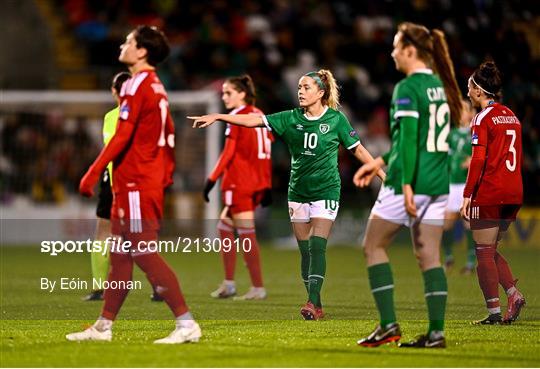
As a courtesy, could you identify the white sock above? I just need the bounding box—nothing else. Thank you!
[94,317,113,331]
[224,280,235,287]
[506,286,517,296]
[175,312,195,329]
[429,330,444,340]
[488,306,501,315]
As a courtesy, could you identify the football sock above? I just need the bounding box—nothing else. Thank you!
[238,227,264,288]
[91,240,109,287]
[218,221,236,280]
[494,251,515,291]
[475,244,501,314]
[465,232,476,267]
[134,252,189,317]
[175,311,195,328]
[441,231,454,262]
[297,240,310,292]
[423,267,448,333]
[94,316,113,331]
[308,236,327,308]
[506,286,518,296]
[368,262,396,327]
[101,252,133,320]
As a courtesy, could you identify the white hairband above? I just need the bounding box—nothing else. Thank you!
[470,76,496,96]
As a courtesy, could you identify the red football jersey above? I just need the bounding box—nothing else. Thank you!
[210,105,272,193]
[469,102,522,205]
[114,69,175,193]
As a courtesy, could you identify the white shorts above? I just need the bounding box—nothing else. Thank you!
[288,200,339,222]
[371,185,448,227]
[447,183,465,213]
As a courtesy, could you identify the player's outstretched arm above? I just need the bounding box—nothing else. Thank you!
[352,144,386,187]
[188,113,264,128]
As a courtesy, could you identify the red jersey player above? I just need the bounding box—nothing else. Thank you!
[461,61,525,325]
[204,75,273,300]
[67,26,201,344]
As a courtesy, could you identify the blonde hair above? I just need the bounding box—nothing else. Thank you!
[306,69,340,109]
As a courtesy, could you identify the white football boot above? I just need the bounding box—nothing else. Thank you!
[210,280,236,298]
[233,287,267,300]
[154,322,202,344]
[66,326,112,342]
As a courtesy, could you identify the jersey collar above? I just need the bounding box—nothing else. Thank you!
[411,68,433,75]
[230,105,246,115]
[303,105,329,121]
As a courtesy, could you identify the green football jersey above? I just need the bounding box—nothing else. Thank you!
[448,126,471,184]
[384,69,450,195]
[264,107,360,202]
[102,107,119,185]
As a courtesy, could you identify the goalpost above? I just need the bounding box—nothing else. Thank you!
[0,90,222,243]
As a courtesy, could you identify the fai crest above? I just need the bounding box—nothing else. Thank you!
[319,123,330,134]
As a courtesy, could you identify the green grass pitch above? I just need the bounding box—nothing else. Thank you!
[1,243,539,367]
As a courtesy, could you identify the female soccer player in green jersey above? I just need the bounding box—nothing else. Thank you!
[354,22,463,348]
[189,69,384,320]
[442,99,475,275]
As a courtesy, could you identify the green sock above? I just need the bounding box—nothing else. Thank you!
[441,231,454,262]
[368,263,396,327]
[308,236,327,307]
[297,240,310,293]
[465,232,476,267]
[91,240,109,287]
[423,267,447,334]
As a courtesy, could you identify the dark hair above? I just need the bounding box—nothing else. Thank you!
[133,25,170,66]
[471,61,503,100]
[398,22,463,125]
[225,74,257,105]
[111,72,131,93]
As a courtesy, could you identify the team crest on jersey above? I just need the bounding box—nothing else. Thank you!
[319,124,330,134]
[296,124,304,130]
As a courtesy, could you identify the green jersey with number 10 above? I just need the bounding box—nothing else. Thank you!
[263,107,360,202]
[384,69,450,195]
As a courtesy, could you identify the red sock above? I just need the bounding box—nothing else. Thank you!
[475,244,500,311]
[218,221,236,280]
[494,250,515,291]
[102,252,134,320]
[133,252,188,317]
[238,227,263,287]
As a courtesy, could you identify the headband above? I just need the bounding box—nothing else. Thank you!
[470,76,496,96]
[304,71,325,90]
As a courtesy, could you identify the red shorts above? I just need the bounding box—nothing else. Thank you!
[222,189,265,215]
[111,189,163,245]
[469,204,521,231]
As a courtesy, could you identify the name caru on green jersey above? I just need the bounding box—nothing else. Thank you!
[383,69,450,195]
[263,106,360,202]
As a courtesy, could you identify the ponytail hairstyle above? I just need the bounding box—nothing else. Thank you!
[305,69,340,109]
[225,74,257,105]
[398,22,463,124]
[470,61,503,100]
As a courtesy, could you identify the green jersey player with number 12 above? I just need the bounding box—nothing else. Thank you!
[354,22,463,348]
[189,69,384,320]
